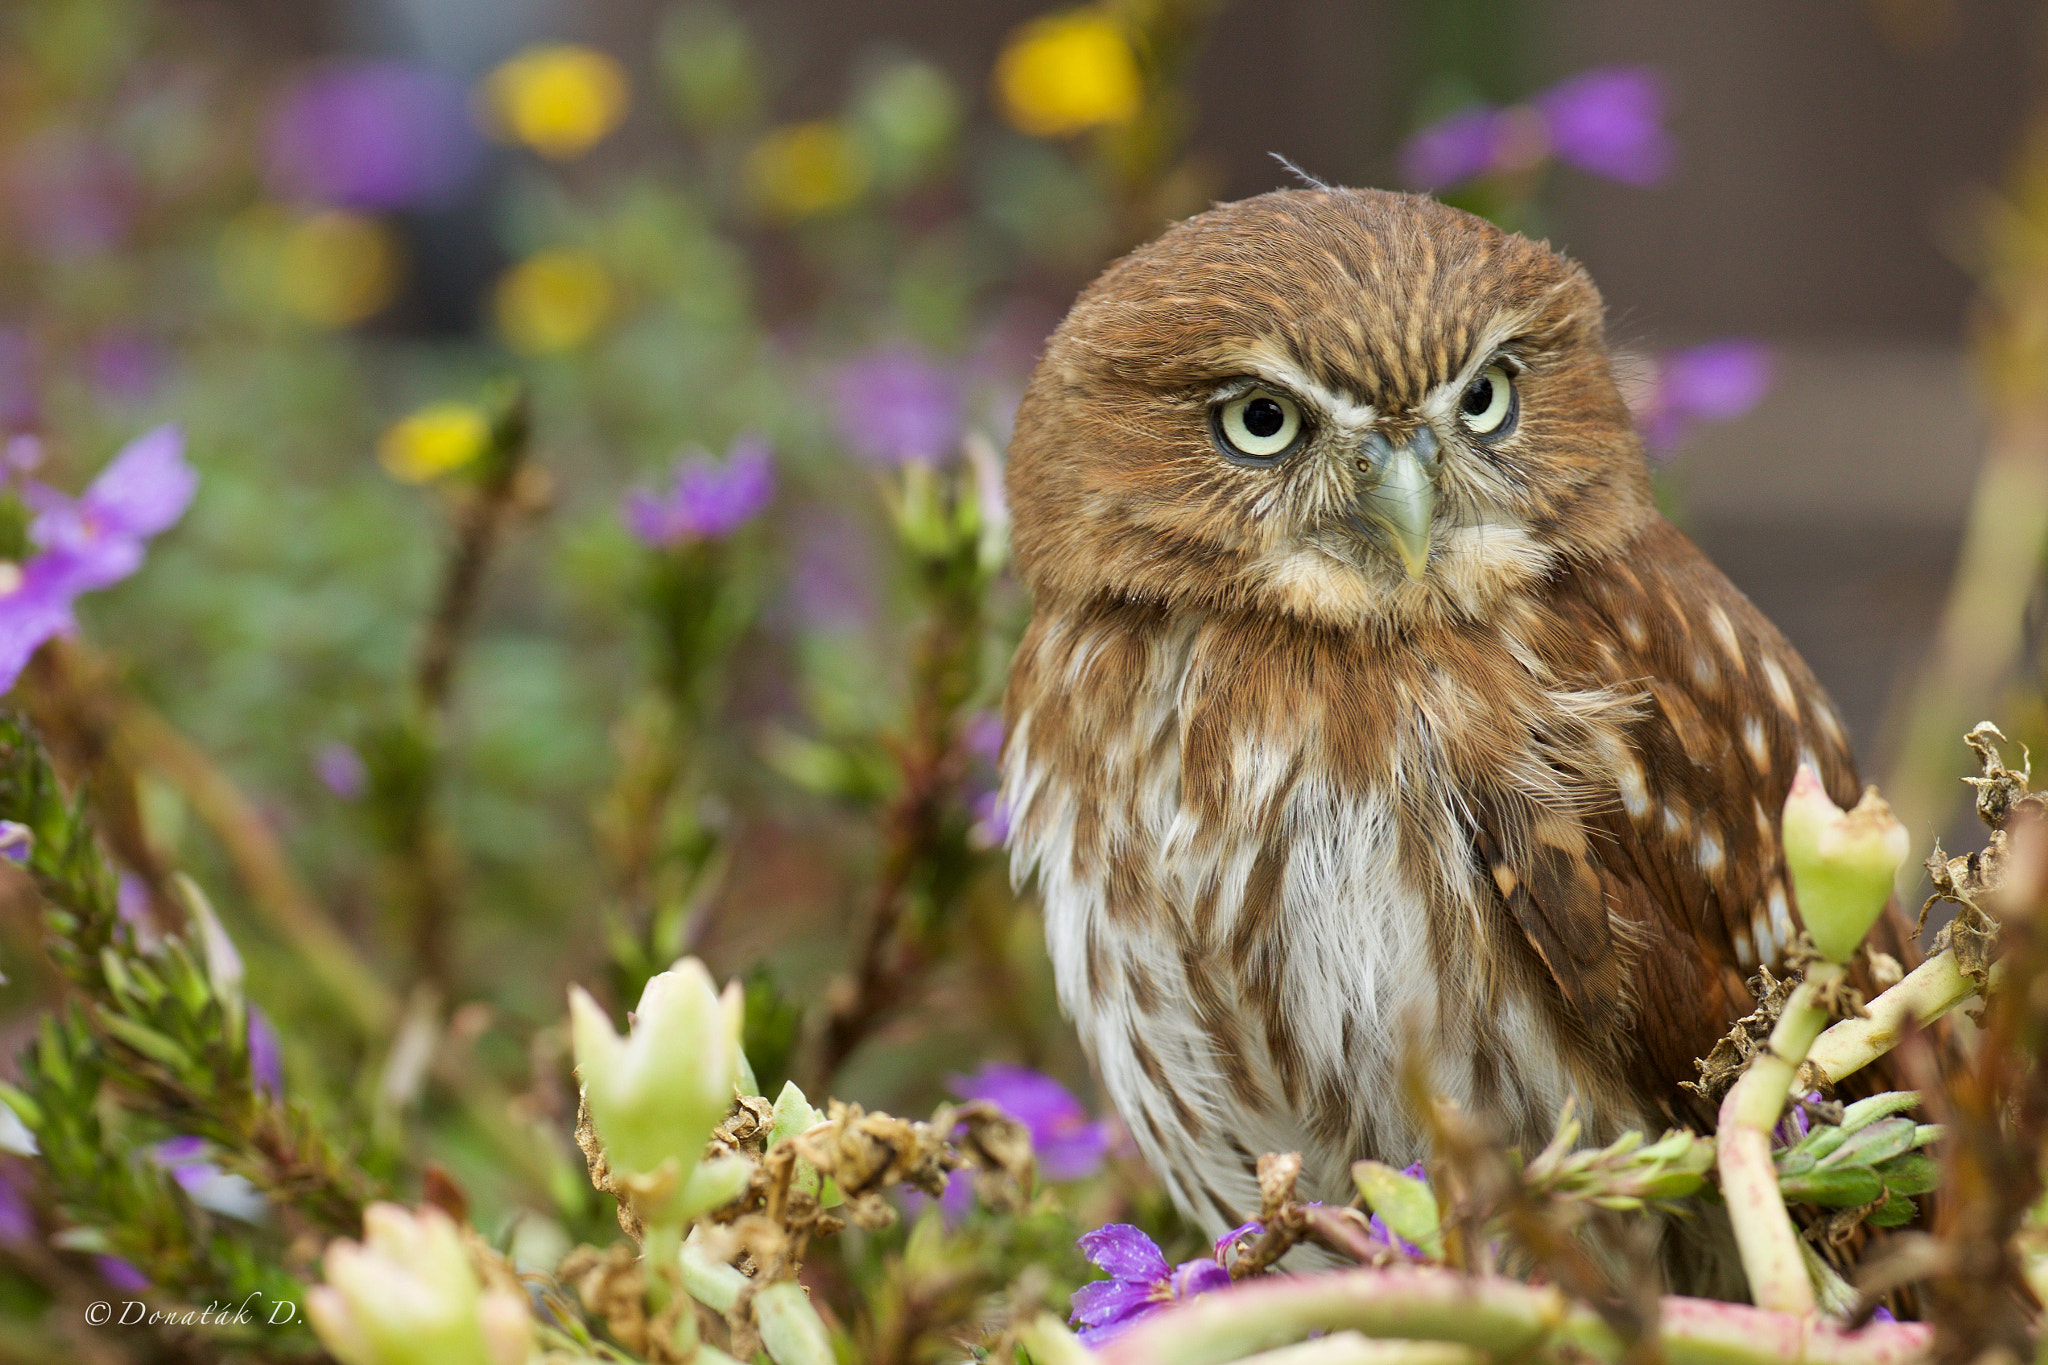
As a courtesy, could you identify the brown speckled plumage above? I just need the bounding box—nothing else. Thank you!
[998,188,1916,1282]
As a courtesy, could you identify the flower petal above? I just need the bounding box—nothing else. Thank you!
[1169,1257,1231,1299]
[1398,104,1502,190]
[1535,65,1673,186]
[81,424,195,541]
[1068,1277,1157,1327]
[1076,1223,1169,1283]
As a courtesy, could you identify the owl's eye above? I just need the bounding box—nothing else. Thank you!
[1458,364,1517,437]
[1213,389,1305,463]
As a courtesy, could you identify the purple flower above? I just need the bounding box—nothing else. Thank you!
[1070,1224,1230,1344]
[622,437,774,549]
[1398,104,1503,192]
[1637,340,1773,458]
[315,742,368,800]
[1212,1219,1263,1269]
[268,62,481,211]
[951,1063,1109,1181]
[150,1137,266,1221]
[96,1255,150,1293]
[1535,66,1674,187]
[247,1004,283,1096]
[969,789,1010,846]
[0,821,29,866]
[0,424,196,693]
[833,348,962,466]
[1399,65,1672,192]
[1774,1089,1831,1149]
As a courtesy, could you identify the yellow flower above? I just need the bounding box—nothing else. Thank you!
[993,10,1141,138]
[493,249,613,355]
[379,403,490,484]
[278,211,401,327]
[744,120,870,220]
[483,44,629,159]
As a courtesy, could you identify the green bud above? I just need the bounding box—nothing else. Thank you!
[1351,1159,1442,1258]
[769,1080,826,1201]
[719,979,759,1099]
[678,1153,753,1220]
[753,1281,835,1365]
[307,1203,532,1365]
[1781,765,1910,964]
[680,1234,747,1313]
[569,959,737,1181]
[1838,1090,1922,1133]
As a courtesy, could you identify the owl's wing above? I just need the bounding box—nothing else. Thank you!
[1475,517,1919,1118]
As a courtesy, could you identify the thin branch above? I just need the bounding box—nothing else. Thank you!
[1802,947,1998,1093]
[1093,1266,1933,1365]
[399,390,533,993]
[1717,959,1844,1315]
[804,540,982,1090]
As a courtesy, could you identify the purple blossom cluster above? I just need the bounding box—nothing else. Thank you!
[621,436,775,549]
[0,426,197,693]
[832,348,963,466]
[1636,340,1774,458]
[268,61,481,211]
[1400,66,1674,192]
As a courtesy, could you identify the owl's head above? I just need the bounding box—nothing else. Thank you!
[1005,188,1656,627]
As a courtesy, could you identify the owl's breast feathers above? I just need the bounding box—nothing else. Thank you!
[1002,514,1916,1225]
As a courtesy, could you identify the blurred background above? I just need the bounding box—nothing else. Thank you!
[1,0,2044,1356]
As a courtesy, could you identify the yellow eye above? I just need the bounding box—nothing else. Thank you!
[1214,389,1303,461]
[1458,364,1516,436]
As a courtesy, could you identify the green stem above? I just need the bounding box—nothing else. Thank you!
[1717,961,1842,1315]
[1801,948,1999,1092]
[1231,1334,1487,1364]
[1092,1267,1931,1365]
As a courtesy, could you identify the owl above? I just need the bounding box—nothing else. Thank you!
[998,188,1916,1278]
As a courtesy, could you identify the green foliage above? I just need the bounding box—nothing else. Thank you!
[1773,1091,1943,1226]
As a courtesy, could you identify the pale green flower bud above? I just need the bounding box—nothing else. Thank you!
[570,959,738,1182]
[1782,764,1910,965]
[770,1081,823,1199]
[753,1281,836,1365]
[307,1203,532,1365]
[719,978,759,1099]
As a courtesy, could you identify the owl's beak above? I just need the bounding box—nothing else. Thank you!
[1355,433,1438,581]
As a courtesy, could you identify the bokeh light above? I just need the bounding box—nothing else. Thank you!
[492,248,613,353]
[377,402,491,483]
[745,120,872,220]
[276,210,403,326]
[482,43,630,160]
[992,9,1142,138]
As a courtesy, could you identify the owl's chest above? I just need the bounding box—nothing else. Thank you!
[1002,611,1598,1231]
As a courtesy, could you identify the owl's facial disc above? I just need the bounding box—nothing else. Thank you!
[1352,426,1440,581]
